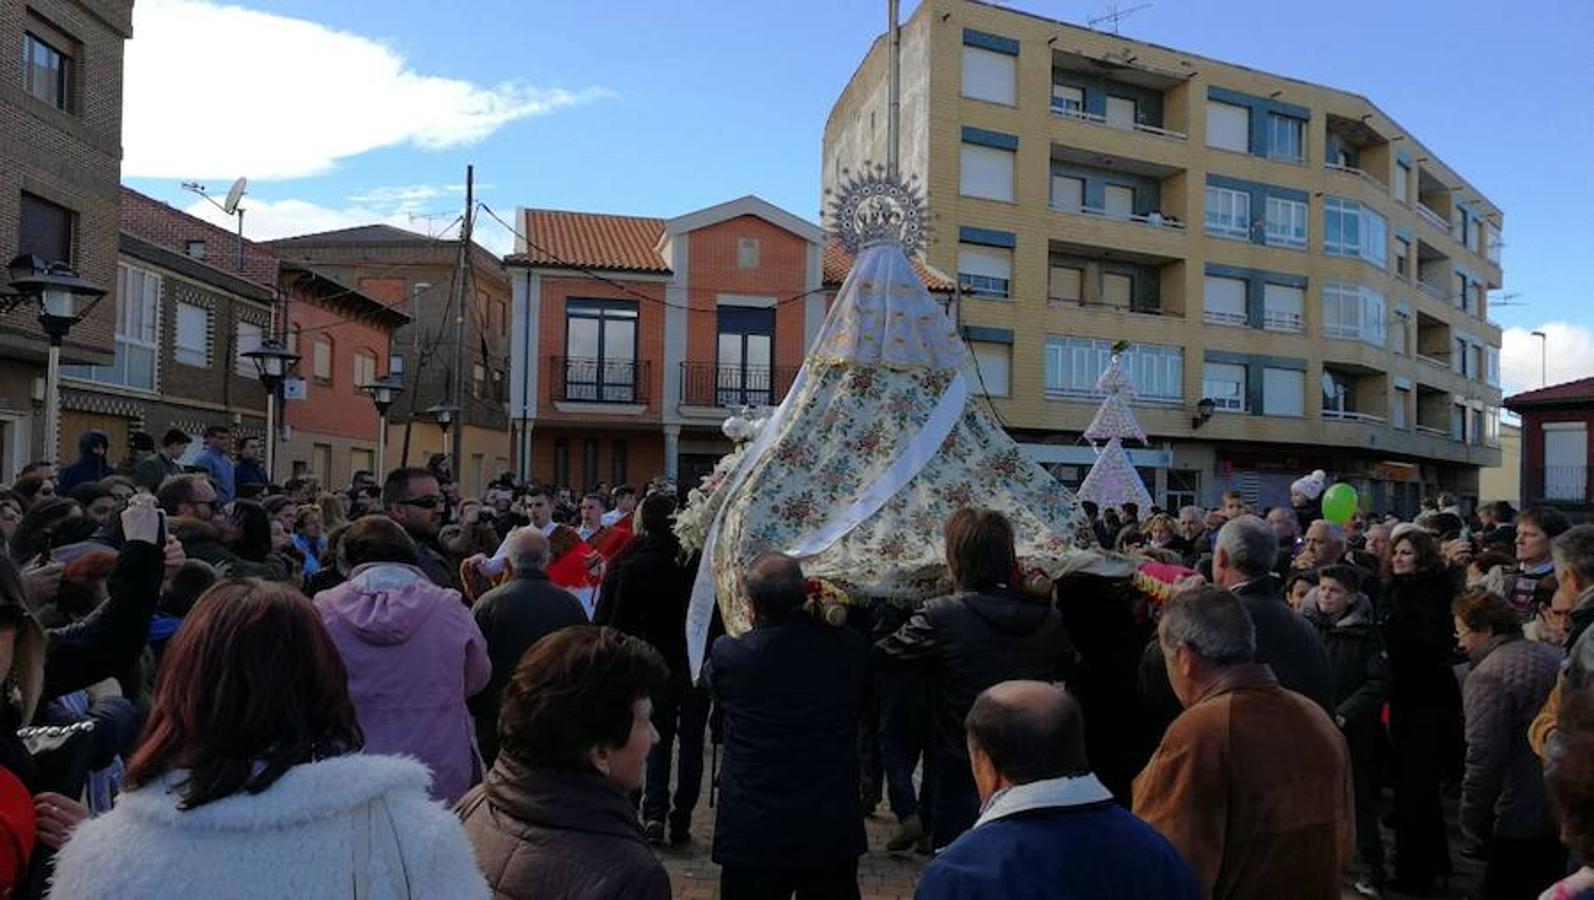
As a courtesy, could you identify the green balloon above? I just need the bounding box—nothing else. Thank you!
[1321,483,1358,524]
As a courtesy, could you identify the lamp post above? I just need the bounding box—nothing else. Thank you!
[1530,330,1548,387]
[241,338,300,482]
[3,255,108,465]
[427,402,459,456]
[359,373,406,477]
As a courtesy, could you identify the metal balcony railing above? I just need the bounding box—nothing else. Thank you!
[550,357,649,405]
[1527,465,1594,506]
[1048,103,1188,140]
[679,361,797,410]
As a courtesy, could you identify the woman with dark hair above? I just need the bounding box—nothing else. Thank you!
[50,578,487,899]
[458,625,671,899]
[11,474,56,512]
[313,516,489,804]
[1452,590,1565,899]
[8,499,96,566]
[1381,528,1461,893]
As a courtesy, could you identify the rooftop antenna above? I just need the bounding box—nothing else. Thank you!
[1489,291,1527,307]
[1088,1,1150,33]
[183,176,249,271]
[408,212,455,238]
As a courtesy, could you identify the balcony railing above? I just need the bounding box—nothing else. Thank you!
[1415,352,1449,370]
[1526,465,1593,505]
[550,356,649,405]
[1417,279,1448,300]
[1050,203,1187,231]
[1414,424,1449,438]
[679,361,797,409]
[1416,204,1450,232]
[1324,161,1387,192]
[1049,297,1169,317]
[1048,104,1188,140]
[1263,311,1304,333]
[1323,409,1386,424]
[1202,309,1248,327]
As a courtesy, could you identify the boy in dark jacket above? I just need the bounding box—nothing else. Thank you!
[1303,563,1390,895]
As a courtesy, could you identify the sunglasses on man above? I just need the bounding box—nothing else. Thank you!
[397,494,444,509]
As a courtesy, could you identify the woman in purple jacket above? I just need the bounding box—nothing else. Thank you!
[313,515,490,804]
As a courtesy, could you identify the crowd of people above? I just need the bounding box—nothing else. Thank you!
[0,427,1590,899]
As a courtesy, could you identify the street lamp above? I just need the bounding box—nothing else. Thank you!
[1530,330,1548,387]
[358,373,406,477]
[241,338,300,482]
[426,402,459,457]
[2,255,108,464]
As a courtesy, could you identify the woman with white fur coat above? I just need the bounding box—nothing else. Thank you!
[48,579,487,899]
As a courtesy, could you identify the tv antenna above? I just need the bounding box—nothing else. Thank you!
[408,212,457,238]
[183,176,249,271]
[1489,291,1527,308]
[1088,1,1149,34]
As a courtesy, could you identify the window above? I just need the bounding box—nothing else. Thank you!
[1323,372,1350,415]
[1394,161,1410,203]
[1486,225,1502,265]
[1451,403,1466,442]
[1392,387,1410,429]
[553,438,570,489]
[1262,283,1305,333]
[1458,213,1473,250]
[1263,368,1304,416]
[1203,362,1247,412]
[1103,184,1135,218]
[1456,273,1470,312]
[612,440,628,486]
[1395,237,1410,277]
[235,321,263,377]
[564,299,639,403]
[1485,407,1501,446]
[1105,95,1137,129]
[1544,424,1589,501]
[1051,82,1084,115]
[1453,337,1468,376]
[966,342,1011,397]
[22,30,70,111]
[1321,282,1385,346]
[1051,174,1085,211]
[959,143,1014,202]
[582,440,599,490]
[1470,345,1484,382]
[957,244,1011,299]
[961,45,1016,105]
[736,238,760,269]
[1101,272,1133,308]
[1048,264,1083,304]
[186,241,206,259]
[1267,113,1304,162]
[174,303,209,367]
[1391,309,1411,355]
[1485,346,1500,386]
[1324,197,1386,267]
[1206,101,1250,152]
[1264,196,1308,249]
[717,305,775,407]
[472,362,486,398]
[1204,186,1250,240]
[18,192,73,264]
[353,350,377,389]
[1045,338,1182,402]
[1202,275,1248,326]
[310,337,333,382]
[1363,207,1388,267]
[62,263,160,389]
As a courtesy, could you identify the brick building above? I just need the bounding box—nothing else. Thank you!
[506,196,952,490]
[268,225,511,495]
[0,0,134,477]
[1505,377,1594,523]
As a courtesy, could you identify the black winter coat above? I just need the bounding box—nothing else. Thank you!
[1303,598,1390,729]
[875,588,1078,773]
[1382,568,1461,706]
[706,616,867,868]
[594,535,692,685]
[469,571,587,763]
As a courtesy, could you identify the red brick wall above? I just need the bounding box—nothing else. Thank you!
[527,428,664,491]
[283,291,389,441]
[119,188,279,287]
[683,215,809,372]
[357,277,407,305]
[536,275,666,423]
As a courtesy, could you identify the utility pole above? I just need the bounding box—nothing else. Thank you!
[450,165,474,485]
[887,0,900,178]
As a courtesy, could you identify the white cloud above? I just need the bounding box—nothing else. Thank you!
[182,188,516,257]
[125,0,611,179]
[1501,322,1594,395]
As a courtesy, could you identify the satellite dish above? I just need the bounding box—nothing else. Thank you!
[222,177,248,215]
[1320,372,1339,396]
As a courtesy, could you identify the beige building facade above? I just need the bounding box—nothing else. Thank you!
[824,0,1503,515]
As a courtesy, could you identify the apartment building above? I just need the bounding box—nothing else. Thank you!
[0,0,133,477]
[824,0,1504,514]
[268,225,512,494]
[504,196,953,490]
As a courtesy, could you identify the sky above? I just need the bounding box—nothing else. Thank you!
[121,0,1594,398]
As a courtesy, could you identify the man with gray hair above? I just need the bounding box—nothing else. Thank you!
[1134,587,1354,900]
[467,527,587,763]
[1530,524,1594,758]
[1141,516,1333,726]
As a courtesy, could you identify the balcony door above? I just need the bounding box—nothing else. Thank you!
[717,306,774,408]
[565,299,638,403]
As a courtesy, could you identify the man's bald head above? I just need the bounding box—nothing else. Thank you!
[745,552,807,621]
[965,681,1089,785]
[505,527,551,573]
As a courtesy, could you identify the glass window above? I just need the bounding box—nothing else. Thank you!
[175,303,209,368]
[235,321,263,377]
[967,342,1011,397]
[1202,275,1248,326]
[1051,174,1085,211]
[1456,273,1470,311]
[1105,95,1137,129]
[312,336,332,382]
[959,143,1015,202]
[1394,162,1410,203]
[1044,337,1182,401]
[1049,265,1083,303]
[1267,113,1304,162]
[1263,368,1304,416]
[1362,207,1388,267]
[716,305,775,407]
[62,263,160,389]
[1486,346,1500,386]
[1051,82,1084,115]
[1392,388,1410,429]
[1103,184,1135,218]
[1322,282,1385,347]
[962,45,1016,105]
[1102,272,1133,308]
[1264,196,1308,249]
[1204,186,1250,239]
[1451,404,1466,442]
[1323,197,1359,256]
[22,31,69,111]
[1262,283,1305,333]
[1395,237,1410,277]
[736,238,760,269]
[18,192,73,264]
[1391,310,1410,355]
[353,350,377,389]
[1206,101,1250,153]
[564,299,639,403]
[1203,362,1247,411]
[957,244,1012,299]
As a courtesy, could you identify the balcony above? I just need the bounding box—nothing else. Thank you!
[1416,237,1451,299]
[1048,146,1187,231]
[1414,384,1453,438]
[1049,240,1186,317]
[680,361,797,410]
[1202,310,1248,328]
[1050,49,1188,142]
[1416,166,1454,235]
[1526,465,1593,507]
[550,357,649,406]
[1324,114,1391,190]
[1262,310,1304,334]
[1416,204,1449,232]
[1323,363,1387,423]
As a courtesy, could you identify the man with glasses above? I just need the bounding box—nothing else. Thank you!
[383,466,459,590]
[156,474,283,579]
